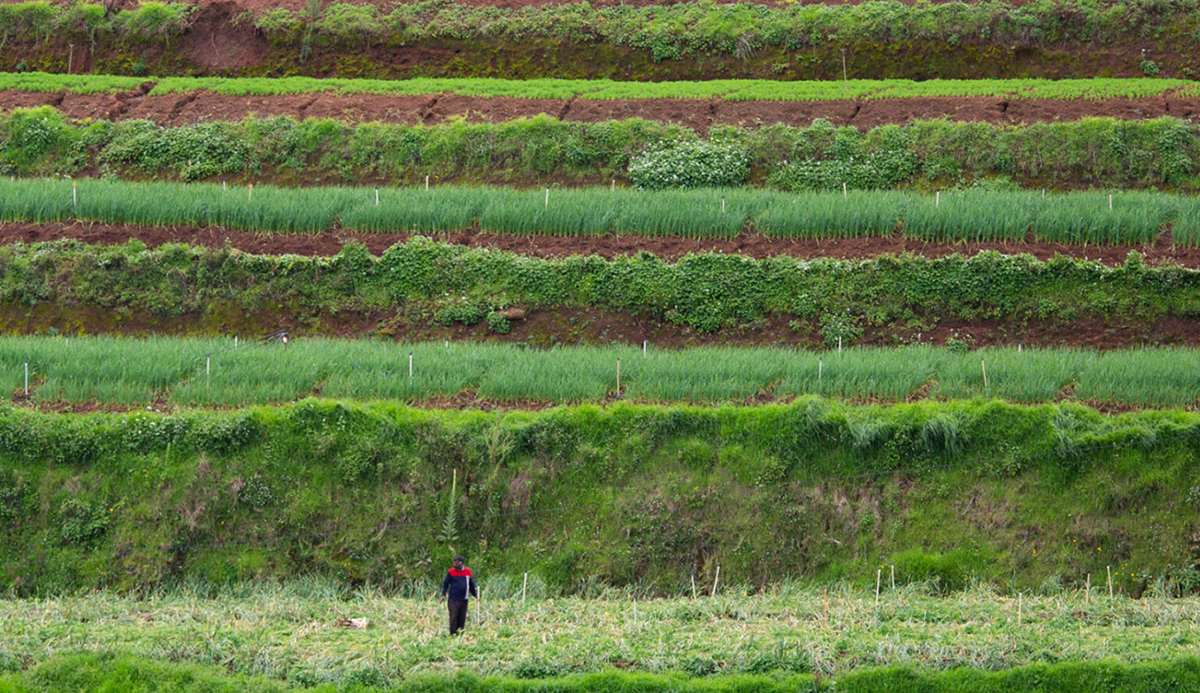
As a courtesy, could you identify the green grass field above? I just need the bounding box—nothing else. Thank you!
[1,580,1196,685]
[5,337,1200,407]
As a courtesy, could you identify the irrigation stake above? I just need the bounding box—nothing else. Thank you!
[1109,193,1113,210]
[72,182,77,211]
[375,188,379,206]
[721,196,726,214]
[409,352,413,378]
[936,190,940,208]
[23,362,28,396]
[1107,565,1113,598]
[875,568,881,607]
[981,359,988,388]
[522,572,528,607]
[545,187,549,209]
[712,564,720,597]
[818,357,822,381]
[643,340,647,357]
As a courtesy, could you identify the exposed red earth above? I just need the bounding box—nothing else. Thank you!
[5,88,1196,131]
[0,220,1190,266]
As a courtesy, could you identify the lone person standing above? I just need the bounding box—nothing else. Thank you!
[440,555,476,635]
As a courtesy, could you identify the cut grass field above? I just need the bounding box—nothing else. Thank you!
[7,337,1200,407]
[3,72,1199,102]
[3,179,1198,244]
[1,581,1197,685]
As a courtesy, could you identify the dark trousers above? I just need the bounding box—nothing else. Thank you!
[448,599,469,635]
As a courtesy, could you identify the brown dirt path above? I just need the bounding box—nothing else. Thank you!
[2,220,1194,267]
[6,89,1198,131]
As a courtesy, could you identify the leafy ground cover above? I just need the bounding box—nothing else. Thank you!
[7,337,1200,408]
[1,583,1199,685]
[6,72,1200,101]
[5,107,1196,192]
[5,179,1200,244]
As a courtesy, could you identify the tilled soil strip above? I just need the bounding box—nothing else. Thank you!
[4,90,1199,130]
[2,221,1192,267]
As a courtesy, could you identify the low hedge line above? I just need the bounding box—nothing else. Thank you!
[2,107,1199,190]
[0,239,1193,336]
[2,398,1199,594]
[6,653,1200,693]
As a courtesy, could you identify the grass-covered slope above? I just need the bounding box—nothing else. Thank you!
[2,398,1198,594]
[0,239,1194,341]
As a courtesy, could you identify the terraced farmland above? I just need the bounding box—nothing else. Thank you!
[5,0,1200,689]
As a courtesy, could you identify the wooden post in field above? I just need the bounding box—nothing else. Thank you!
[818,358,823,382]
[375,188,379,206]
[936,191,940,208]
[1109,194,1113,210]
[721,196,726,214]
[691,573,697,600]
[24,362,28,396]
[841,47,847,90]
[981,359,988,388]
[633,597,638,625]
[890,565,895,591]
[1085,574,1091,606]
[842,181,847,200]
[1107,566,1113,598]
[1018,592,1022,625]
[68,44,73,74]
[409,352,413,378]
[822,589,828,629]
[611,178,615,191]
[875,568,881,607]
[249,184,253,201]
[545,188,549,209]
[72,182,77,211]
[425,175,429,190]
[712,564,720,597]
[643,340,647,357]
[522,572,528,607]
[616,359,621,396]
[838,336,842,353]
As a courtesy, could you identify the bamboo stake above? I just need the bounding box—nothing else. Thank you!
[616,359,621,396]
[375,188,379,206]
[522,572,528,607]
[822,589,828,629]
[1018,592,1022,625]
[545,188,549,209]
[843,181,847,199]
[1086,574,1091,606]
[249,184,253,200]
[890,564,895,591]
[691,573,697,600]
[712,564,720,597]
[875,568,881,607]
[981,359,988,388]
[425,175,429,190]
[1108,565,1113,598]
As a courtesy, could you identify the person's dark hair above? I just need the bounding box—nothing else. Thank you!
[453,555,464,562]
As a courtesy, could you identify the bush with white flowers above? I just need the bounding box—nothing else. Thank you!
[628,139,750,190]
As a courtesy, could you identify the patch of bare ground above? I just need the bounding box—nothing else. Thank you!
[2,221,1197,267]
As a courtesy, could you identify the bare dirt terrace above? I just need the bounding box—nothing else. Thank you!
[5,88,1195,131]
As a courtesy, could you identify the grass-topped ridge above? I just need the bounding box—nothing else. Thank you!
[5,72,1200,101]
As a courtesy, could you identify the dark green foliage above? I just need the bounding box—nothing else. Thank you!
[4,110,1200,191]
[1,240,1199,335]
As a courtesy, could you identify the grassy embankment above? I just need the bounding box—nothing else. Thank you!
[0,239,1191,341]
[2,398,1199,594]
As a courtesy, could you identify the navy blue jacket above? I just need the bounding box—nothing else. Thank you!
[441,567,476,601]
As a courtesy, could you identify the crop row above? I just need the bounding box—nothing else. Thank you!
[5,72,1200,102]
[2,178,1197,244]
[6,337,1200,407]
